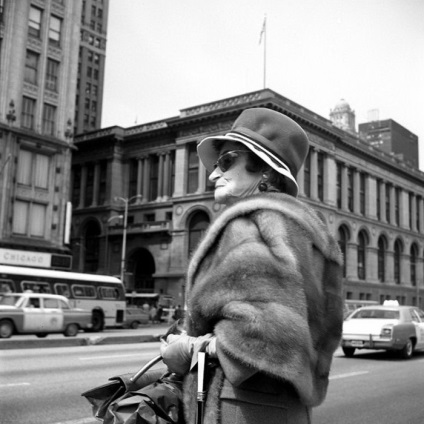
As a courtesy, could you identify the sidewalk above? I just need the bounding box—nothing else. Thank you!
[0,322,169,350]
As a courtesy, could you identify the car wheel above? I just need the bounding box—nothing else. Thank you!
[36,333,48,338]
[130,321,139,329]
[400,338,414,359]
[342,347,356,357]
[0,320,14,338]
[90,311,104,332]
[64,323,79,337]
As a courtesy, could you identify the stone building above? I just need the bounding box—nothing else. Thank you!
[0,0,82,269]
[71,89,424,308]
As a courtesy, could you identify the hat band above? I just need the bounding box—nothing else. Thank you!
[224,131,292,175]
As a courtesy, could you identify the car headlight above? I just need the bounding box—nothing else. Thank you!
[380,325,393,338]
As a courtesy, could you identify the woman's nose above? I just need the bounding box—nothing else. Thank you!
[209,167,221,182]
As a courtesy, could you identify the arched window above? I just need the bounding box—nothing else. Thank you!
[410,244,418,287]
[337,225,349,278]
[188,211,210,255]
[357,231,368,280]
[394,239,402,285]
[378,236,387,282]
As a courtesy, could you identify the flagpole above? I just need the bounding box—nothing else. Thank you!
[263,18,266,89]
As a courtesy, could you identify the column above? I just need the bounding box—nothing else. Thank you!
[385,246,395,284]
[399,189,409,229]
[418,197,424,234]
[91,161,100,206]
[163,151,171,200]
[366,246,379,283]
[389,185,396,225]
[197,161,206,194]
[353,170,360,215]
[346,241,358,281]
[410,193,417,232]
[142,156,150,202]
[296,163,305,197]
[366,175,377,219]
[310,149,318,200]
[173,145,187,197]
[341,165,348,211]
[136,157,143,198]
[79,165,87,208]
[324,155,337,207]
[157,153,164,200]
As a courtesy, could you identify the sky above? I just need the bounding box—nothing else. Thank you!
[102,0,424,171]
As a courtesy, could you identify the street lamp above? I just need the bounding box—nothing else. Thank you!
[104,215,123,273]
[114,195,143,285]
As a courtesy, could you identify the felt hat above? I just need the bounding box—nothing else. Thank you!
[197,107,309,197]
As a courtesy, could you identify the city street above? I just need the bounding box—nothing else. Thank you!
[1,339,423,424]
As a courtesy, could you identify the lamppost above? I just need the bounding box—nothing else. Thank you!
[104,215,123,273]
[114,195,142,285]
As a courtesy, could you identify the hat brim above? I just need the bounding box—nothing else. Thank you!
[197,132,299,197]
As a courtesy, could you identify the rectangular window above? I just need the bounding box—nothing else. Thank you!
[336,162,342,209]
[409,193,413,230]
[29,6,42,38]
[376,179,381,220]
[317,152,324,201]
[84,163,95,207]
[149,155,159,201]
[360,173,366,215]
[187,143,199,194]
[13,200,46,238]
[303,149,311,197]
[45,59,59,92]
[347,168,354,212]
[128,159,138,198]
[72,166,82,206]
[385,184,391,222]
[25,50,39,85]
[42,103,56,136]
[49,16,62,46]
[98,161,107,205]
[416,196,421,232]
[17,149,50,189]
[22,97,36,130]
[395,187,400,226]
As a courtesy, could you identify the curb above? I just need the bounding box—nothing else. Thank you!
[0,333,163,350]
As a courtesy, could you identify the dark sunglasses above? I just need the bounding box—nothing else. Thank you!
[213,150,250,172]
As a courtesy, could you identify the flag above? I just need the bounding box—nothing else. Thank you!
[259,16,266,45]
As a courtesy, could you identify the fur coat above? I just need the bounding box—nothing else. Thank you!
[182,193,343,424]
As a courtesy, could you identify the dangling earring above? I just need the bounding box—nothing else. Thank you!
[258,173,268,192]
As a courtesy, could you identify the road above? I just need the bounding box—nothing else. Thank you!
[1,342,424,424]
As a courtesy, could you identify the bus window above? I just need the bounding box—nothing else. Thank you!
[21,281,51,293]
[54,283,71,298]
[0,279,15,293]
[99,286,120,299]
[72,284,96,298]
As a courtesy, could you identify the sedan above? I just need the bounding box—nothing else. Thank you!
[341,303,424,359]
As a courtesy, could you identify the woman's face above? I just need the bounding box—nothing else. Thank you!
[208,141,262,205]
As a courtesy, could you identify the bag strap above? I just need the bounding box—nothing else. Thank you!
[130,354,162,383]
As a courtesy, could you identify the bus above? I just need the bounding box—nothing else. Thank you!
[0,265,125,331]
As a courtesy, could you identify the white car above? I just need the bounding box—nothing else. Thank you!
[342,303,424,359]
[0,292,92,338]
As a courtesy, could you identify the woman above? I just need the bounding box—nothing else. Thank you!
[161,108,343,424]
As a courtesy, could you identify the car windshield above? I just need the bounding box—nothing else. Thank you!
[351,309,400,319]
[0,295,22,307]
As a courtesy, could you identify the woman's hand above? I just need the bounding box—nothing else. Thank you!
[160,333,216,375]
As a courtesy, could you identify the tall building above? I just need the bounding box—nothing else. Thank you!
[74,0,109,135]
[71,89,424,308]
[0,0,82,269]
[329,99,356,134]
[359,119,419,169]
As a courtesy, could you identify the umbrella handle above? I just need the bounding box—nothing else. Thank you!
[130,355,163,383]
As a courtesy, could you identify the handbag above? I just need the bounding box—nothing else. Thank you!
[82,321,186,424]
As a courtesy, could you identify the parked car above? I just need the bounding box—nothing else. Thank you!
[341,302,424,359]
[123,307,149,329]
[0,292,92,338]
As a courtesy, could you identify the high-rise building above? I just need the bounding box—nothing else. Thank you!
[359,119,419,169]
[0,0,82,269]
[74,0,109,135]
